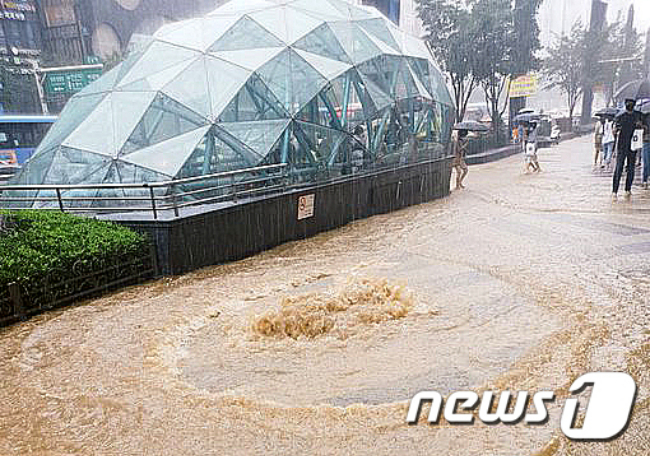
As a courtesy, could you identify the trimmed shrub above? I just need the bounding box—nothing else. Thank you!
[0,211,150,305]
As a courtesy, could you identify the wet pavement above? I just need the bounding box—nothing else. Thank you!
[0,135,648,455]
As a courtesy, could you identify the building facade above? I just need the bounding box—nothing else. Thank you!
[0,0,42,114]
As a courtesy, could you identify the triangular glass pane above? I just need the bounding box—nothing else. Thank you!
[44,148,111,185]
[111,91,158,153]
[62,96,116,157]
[357,18,401,51]
[293,120,356,169]
[395,60,418,100]
[178,128,257,178]
[209,16,284,52]
[289,0,347,21]
[250,6,323,44]
[211,47,284,72]
[205,56,252,121]
[115,161,170,184]
[359,26,401,56]
[118,59,194,92]
[208,0,276,17]
[117,41,200,88]
[293,23,352,64]
[327,21,382,64]
[10,147,57,185]
[256,49,328,114]
[407,64,432,100]
[293,50,352,81]
[161,57,212,119]
[429,62,453,106]
[155,18,204,50]
[38,93,106,154]
[218,119,290,157]
[219,74,290,122]
[122,126,211,177]
[407,58,434,95]
[120,93,209,155]
[357,71,394,112]
[357,55,402,96]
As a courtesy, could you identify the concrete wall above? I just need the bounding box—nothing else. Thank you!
[121,158,452,276]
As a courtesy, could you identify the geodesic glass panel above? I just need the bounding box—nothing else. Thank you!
[46,148,111,185]
[293,23,351,64]
[219,74,290,122]
[161,58,212,119]
[121,93,209,155]
[257,49,328,114]
[178,128,257,178]
[219,120,290,157]
[123,126,211,177]
[38,93,106,153]
[328,21,382,64]
[117,41,200,88]
[13,0,455,194]
[209,16,284,52]
[357,18,400,52]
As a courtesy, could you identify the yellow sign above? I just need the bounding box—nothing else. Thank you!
[510,75,538,98]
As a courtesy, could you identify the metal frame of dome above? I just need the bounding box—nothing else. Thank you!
[11,0,455,206]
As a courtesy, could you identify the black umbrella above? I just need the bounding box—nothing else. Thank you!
[514,113,540,124]
[453,121,489,132]
[594,107,621,119]
[635,98,650,115]
[614,79,650,102]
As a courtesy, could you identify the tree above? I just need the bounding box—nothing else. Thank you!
[470,0,513,143]
[543,22,586,125]
[417,0,477,123]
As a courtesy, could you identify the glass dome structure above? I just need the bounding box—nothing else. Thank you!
[12,0,455,199]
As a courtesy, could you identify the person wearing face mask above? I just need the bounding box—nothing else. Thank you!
[612,99,642,201]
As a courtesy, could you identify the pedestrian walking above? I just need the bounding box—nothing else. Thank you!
[524,121,541,173]
[594,118,604,169]
[601,118,615,170]
[452,129,469,190]
[612,99,643,201]
[642,113,650,189]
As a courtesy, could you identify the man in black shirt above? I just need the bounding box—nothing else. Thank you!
[612,98,642,200]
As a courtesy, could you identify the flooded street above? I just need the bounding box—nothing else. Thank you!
[1,135,649,455]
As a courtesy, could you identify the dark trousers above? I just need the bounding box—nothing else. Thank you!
[613,147,637,194]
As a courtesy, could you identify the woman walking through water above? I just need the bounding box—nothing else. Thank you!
[453,129,469,190]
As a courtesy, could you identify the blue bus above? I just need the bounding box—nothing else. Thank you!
[0,115,57,180]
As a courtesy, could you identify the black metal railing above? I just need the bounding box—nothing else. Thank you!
[0,164,289,220]
[0,246,158,327]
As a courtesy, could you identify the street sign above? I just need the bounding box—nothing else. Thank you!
[43,65,103,96]
[297,194,315,220]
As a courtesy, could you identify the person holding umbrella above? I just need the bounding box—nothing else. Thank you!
[451,121,488,190]
[452,129,469,190]
[612,98,643,201]
[638,99,650,189]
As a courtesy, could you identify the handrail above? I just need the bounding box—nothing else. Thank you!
[0,163,290,220]
[0,163,287,192]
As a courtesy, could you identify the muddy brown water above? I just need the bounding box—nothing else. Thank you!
[0,136,648,455]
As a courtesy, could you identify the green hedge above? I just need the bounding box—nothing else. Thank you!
[0,211,149,296]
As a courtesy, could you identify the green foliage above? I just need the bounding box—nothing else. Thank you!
[417,0,478,123]
[543,22,586,122]
[417,0,543,134]
[0,211,148,294]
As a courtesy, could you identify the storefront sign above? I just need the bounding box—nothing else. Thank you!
[510,74,538,98]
